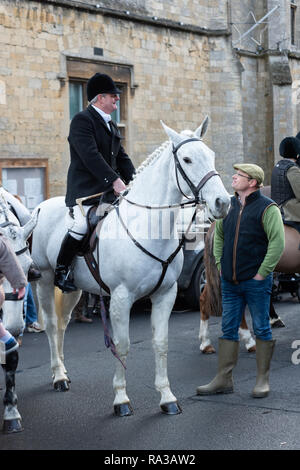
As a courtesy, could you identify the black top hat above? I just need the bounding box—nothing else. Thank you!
[87,73,121,101]
[279,137,300,159]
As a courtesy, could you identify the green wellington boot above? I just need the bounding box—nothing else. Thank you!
[196,338,239,395]
[252,338,275,398]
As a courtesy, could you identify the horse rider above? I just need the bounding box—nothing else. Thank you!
[54,73,135,293]
[0,232,27,360]
[196,163,285,398]
[0,186,41,281]
[271,136,300,237]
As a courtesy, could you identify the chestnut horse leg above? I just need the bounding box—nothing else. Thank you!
[199,288,216,354]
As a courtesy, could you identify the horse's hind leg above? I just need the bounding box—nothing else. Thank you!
[151,283,181,415]
[109,286,133,417]
[269,301,285,328]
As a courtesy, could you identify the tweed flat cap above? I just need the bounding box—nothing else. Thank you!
[233,163,264,186]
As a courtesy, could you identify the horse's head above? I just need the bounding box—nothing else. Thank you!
[0,201,39,277]
[160,117,230,219]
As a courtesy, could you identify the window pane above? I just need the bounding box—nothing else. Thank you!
[2,167,45,211]
[111,99,121,123]
[69,82,83,120]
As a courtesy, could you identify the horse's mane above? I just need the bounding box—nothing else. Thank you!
[126,140,170,191]
[126,129,198,192]
[200,222,222,317]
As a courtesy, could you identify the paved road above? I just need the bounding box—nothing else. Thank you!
[1,294,300,451]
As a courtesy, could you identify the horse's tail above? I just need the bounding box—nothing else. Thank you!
[200,222,222,317]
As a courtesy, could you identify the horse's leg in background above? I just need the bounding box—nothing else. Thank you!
[109,285,134,416]
[238,312,256,352]
[269,301,285,328]
[2,350,23,433]
[199,285,216,354]
[151,283,181,415]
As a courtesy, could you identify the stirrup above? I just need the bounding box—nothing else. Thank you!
[54,268,77,293]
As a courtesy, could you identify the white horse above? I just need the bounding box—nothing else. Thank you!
[0,197,38,433]
[32,118,230,415]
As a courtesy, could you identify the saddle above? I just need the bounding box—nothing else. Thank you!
[79,204,111,294]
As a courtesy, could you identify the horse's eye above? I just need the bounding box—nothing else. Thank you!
[183,157,192,164]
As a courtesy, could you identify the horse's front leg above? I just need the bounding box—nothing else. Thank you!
[37,272,70,391]
[110,286,133,417]
[54,288,82,381]
[238,312,256,352]
[151,283,181,415]
[2,350,23,433]
[199,286,215,354]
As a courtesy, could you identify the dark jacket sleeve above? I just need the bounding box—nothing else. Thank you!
[0,235,27,289]
[69,113,119,186]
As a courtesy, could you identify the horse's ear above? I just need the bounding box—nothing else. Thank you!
[195,115,209,139]
[160,120,183,147]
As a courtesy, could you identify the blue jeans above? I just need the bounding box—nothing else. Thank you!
[221,274,273,341]
[24,284,38,326]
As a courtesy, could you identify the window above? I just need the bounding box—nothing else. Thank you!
[291,2,297,46]
[66,58,133,148]
[68,78,123,124]
[0,159,48,211]
[69,81,84,120]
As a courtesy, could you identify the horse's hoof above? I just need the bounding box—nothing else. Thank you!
[248,346,256,353]
[114,403,133,417]
[3,419,23,434]
[201,345,216,354]
[54,380,70,392]
[160,402,182,415]
[271,319,285,328]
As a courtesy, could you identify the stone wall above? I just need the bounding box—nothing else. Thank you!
[0,0,239,197]
[1,0,300,197]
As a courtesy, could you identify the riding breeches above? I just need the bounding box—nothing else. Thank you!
[67,204,93,241]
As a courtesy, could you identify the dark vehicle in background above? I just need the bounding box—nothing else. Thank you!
[177,206,211,309]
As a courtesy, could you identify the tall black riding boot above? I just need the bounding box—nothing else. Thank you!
[54,233,82,293]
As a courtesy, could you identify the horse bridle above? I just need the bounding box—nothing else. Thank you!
[0,220,29,257]
[172,137,220,203]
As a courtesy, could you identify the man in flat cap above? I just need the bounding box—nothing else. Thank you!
[196,163,284,399]
[271,136,300,235]
[54,73,135,292]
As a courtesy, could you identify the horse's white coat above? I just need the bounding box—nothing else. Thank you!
[32,119,231,411]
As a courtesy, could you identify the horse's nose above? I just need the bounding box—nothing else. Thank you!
[215,197,229,217]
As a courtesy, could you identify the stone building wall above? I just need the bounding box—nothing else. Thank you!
[0,0,238,197]
[1,0,300,199]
